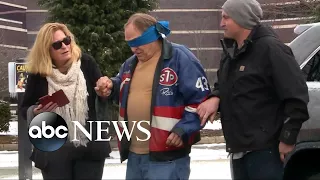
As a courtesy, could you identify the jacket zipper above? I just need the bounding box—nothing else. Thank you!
[124,58,138,137]
[150,48,165,130]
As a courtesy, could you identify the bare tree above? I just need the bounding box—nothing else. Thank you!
[0,29,6,58]
[186,16,224,88]
[191,17,211,62]
[0,29,9,98]
[262,0,320,22]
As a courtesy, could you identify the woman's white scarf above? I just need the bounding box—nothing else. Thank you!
[46,60,89,147]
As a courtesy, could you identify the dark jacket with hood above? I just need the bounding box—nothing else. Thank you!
[210,24,310,153]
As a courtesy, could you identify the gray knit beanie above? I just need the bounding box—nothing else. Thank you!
[222,0,263,30]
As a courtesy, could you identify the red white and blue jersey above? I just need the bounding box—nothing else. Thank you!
[110,40,211,162]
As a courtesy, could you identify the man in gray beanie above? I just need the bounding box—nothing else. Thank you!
[222,0,263,30]
[197,0,309,180]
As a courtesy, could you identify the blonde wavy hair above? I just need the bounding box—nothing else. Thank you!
[26,22,81,76]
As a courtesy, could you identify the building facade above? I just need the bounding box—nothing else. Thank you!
[0,0,309,98]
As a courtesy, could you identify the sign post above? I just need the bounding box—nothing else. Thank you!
[8,58,32,180]
[15,62,28,93]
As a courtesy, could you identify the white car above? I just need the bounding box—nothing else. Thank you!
[284,22,320,180]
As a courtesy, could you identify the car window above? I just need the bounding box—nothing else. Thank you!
[302,50,320,81]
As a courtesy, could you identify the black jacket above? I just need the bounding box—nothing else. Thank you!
[211,24,310,153]
[20,53,111,169]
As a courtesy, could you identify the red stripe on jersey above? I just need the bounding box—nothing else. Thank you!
[153,106,184,119]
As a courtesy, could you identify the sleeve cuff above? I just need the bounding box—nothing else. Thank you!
[26,105,37,125]
[171,127,188,144]
[279,127,300,145]
[208,90,220,99]
[207,90,220,112]
[108,78,117,98]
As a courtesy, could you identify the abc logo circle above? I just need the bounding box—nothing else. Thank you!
[28,112,68,152]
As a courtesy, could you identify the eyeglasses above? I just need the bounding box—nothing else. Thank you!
[52,36,71,50]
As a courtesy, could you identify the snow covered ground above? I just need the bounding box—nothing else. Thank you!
[0,120,227,179]
[0,145,231,179]
[0,121,19,136]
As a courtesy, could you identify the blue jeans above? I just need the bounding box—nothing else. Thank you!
[230,145,284,180]
[126,152,191,180]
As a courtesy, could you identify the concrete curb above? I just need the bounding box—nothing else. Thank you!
[197,136,225,144]
[0,144,18,151]
[0,136,226,151]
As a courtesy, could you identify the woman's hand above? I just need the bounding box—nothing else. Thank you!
[95,76,113,97]
[33,102,58,115]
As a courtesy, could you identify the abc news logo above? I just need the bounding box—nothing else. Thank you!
[28,112,150,152]
[28,112,68,152]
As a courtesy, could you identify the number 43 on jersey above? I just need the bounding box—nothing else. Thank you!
[196,76,209,91]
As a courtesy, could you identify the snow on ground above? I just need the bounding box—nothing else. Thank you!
[0,121,222,136]
[194,143,226,148]
[203,120,222,130]
[0,147,228,168]
[0,146,231,179]
[0,120,226,179]
[2,161,231,180]
[0,121,18,135]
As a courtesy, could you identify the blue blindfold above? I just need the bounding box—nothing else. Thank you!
[127,21,171,47]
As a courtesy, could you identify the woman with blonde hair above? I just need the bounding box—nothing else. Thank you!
[20,22,111,179]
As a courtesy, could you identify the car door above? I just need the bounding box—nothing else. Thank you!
[297,48,320,143]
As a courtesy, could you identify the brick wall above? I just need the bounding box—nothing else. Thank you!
[151,0,310,84]
[0,0,310,99]
[0,0,27,98]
